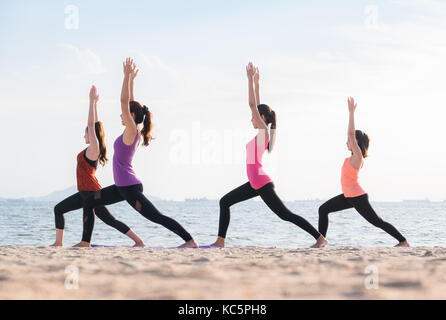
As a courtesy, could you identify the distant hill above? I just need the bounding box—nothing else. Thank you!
[23,186,78,202]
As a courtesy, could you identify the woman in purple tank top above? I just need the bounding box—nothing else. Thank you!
[82,58,198,248]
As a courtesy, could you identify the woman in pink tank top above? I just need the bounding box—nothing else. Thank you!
[318,97,409,247]
[210,62,327,249]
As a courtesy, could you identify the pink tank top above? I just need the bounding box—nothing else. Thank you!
[246,136,272,190]
[341,157,366,198]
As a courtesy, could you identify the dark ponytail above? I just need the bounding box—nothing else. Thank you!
[268,110,277,153]
[141,105,153,147]
[94,121,108,166]
[355,130,370,158]
[257,104,277,153]
[129,101,153,147]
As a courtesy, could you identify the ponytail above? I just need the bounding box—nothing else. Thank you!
[94,121,108,166]
[141,105,153,147]
[130,101,154,147]
[268,110,277,153]
[257,104,277,153]
[355,130,369,158]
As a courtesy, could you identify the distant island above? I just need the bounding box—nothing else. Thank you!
[185,197,211,202]
[0,190,444,204]
[402,199,431,203]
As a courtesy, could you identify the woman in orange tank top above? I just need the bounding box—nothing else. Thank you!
[318,97,409,247]
[50,85,144,247]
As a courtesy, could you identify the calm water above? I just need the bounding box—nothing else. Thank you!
[0,199,444,248]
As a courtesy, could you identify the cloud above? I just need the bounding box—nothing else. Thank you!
[128,51,231,107]
[59,44,104,75]
[135,53,179,79]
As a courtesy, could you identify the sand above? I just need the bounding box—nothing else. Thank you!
[0,246,445,300]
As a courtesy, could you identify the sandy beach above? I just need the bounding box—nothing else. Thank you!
[0,246,445,300]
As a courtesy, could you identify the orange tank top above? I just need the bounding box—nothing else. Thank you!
[341,157,366,198]
[76,149,102,192]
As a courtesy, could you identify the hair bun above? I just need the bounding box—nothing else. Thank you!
[142,105,149,113]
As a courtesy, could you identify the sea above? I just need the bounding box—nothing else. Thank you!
[0,198,444,248]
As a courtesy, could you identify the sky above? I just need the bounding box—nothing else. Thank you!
[1,0,446,201]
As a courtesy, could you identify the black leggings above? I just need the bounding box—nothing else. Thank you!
[218,182,321,240]
[318,193,406,242]
[54,191,131,243]
[83,184,193,242]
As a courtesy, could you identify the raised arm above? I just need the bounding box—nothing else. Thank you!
[129,63,139,101]
[246,62,269,144]
[86,85,100,160]
[254,67,260,105]
[247,63,257,108]
[347,97,363,169]
[121,58,137,140]
[94,98,98,123]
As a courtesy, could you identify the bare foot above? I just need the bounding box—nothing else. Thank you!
[72,241,91,248]
[210,242,225,248]
[50,242,62,247]
[133,241,146,248]
[310,235,328,248]
[210,237,225,248]
[178,239,199,248]
[395,240,410,247]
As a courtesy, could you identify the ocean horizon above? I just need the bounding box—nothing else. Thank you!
[1,198,444,248]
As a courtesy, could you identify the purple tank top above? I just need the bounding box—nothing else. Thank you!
[113,131,142,187]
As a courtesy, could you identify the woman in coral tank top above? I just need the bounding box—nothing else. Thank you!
[50,85,143,247]
[318,97,409,247]
[210,63,327,248]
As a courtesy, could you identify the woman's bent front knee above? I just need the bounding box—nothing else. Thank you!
[54,204,64,216]
[318,205,330,217]
[219,196,232,209]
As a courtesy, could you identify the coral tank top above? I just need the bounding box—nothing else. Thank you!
[341,157,366,198]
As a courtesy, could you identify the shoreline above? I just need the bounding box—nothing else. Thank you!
[0,246,445,299]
